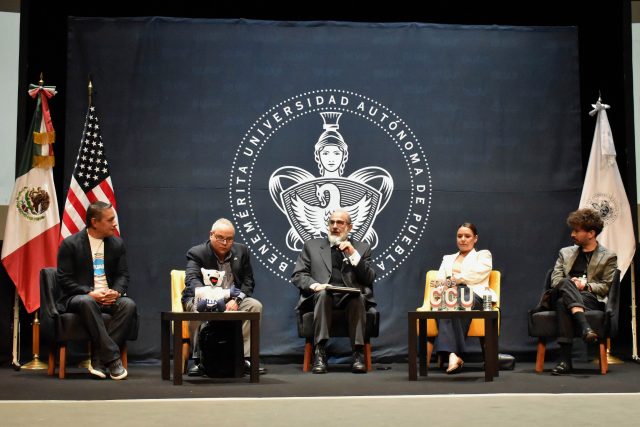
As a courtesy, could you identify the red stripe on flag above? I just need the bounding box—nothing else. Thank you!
[86,190,98,203]
[62,210,80,236]
[67,187,86,217]
[99,180,116,207]
[61,189,85,237]
[2,225,59,313]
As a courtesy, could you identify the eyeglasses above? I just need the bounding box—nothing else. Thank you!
[328,219,350,226]
[213,234,234,244]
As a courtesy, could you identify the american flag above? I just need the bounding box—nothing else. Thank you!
[60,102,119,239]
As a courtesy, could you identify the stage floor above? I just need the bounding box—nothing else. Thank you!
[2,360,640,400]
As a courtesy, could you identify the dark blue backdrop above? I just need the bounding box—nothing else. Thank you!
[65,18,581,360]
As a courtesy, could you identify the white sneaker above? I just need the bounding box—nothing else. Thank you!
[88,363,107,379]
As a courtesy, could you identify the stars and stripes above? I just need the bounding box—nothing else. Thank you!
[60,103,119,239]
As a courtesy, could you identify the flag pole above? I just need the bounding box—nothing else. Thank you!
[77,77,94,370]
[21,73,50,371]
[11,293,21,370]
[20,311,47,370]
[632,260,639,362]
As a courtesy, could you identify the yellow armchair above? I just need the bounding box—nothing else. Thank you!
[170,269,191,373]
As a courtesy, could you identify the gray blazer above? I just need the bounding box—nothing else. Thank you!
[551,244,617,301]
[291,238,376,310]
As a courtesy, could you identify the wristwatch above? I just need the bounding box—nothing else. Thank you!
[235,296,243,304]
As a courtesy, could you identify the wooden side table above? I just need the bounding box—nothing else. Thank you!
[407,310,499,382]
[161,311,260,385]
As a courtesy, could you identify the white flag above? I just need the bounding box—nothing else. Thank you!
[579,100,636,278]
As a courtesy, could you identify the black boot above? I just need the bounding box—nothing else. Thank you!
[312,343,327,374]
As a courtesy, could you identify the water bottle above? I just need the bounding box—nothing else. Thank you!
[482,287,492,311]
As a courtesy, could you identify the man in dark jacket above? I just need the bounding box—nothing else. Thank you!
[57,201,137,380]
[292,210,376,374]
[182,218,264,376]
[548,208,617,375]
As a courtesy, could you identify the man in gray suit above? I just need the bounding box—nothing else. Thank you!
[548,208,617,375]
[292,210,376,374]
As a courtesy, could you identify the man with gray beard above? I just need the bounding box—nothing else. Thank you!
[292,210,376,374]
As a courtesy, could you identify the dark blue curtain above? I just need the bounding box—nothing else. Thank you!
[65,18,580,360]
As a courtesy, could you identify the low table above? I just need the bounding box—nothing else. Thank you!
[161,311,260,385]
[407,310,499,382]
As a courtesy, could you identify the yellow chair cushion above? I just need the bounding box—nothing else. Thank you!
[170,269,190,339]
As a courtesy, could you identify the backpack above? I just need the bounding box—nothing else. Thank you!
[198,320,244,378]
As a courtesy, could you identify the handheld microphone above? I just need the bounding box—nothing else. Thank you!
[332,238,350,263]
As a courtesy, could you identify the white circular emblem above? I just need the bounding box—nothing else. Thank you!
[229,89,432,282]
[584,193,618,225]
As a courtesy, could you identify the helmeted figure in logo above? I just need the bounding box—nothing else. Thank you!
[269,111,394,251]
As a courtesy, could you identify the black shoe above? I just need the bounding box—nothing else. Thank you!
[582,327,598,344]
[188,363,205,377]
[551,361,572,376]
[312,346,328,374]
[107,358,127,380]
[244,359,266,375]
[351,351,366,374]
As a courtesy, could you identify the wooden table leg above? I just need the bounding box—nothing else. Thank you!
[418,318,427,377]
[250,317,260,383]
[408,314,417,380]
[483,316,497,382]
[161,317,170,380]
[173,319,183,385]
[491,316,499,378]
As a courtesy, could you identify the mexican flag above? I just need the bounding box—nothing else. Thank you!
[1,84,60,313]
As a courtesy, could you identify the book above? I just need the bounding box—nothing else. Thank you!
[325,285,362,294]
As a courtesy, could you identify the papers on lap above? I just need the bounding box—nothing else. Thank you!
[325,285,361,294]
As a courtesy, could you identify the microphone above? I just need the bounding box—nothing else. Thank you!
[332,238,350,263]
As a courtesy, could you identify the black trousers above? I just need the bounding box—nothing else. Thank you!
[312,290,366,348]
[66,295,137,365]
[549,278,603,344]
[434,287,483,354]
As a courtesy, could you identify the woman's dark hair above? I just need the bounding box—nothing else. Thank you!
[458,222,478,236]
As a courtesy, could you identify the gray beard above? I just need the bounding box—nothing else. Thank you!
[327,235,343,246]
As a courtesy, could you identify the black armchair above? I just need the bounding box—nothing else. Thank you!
[40,267,138,378]
[528,268,621,374]
[297,307,379,372]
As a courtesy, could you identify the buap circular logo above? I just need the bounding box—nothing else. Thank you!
[584,193,618,225]
[229,89,432,282]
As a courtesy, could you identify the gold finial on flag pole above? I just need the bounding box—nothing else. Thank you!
[88,76,93,105]
[39,72,44,86]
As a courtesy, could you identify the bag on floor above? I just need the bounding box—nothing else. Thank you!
[198,320,244,378]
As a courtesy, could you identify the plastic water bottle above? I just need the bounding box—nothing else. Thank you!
[482,287,492,311]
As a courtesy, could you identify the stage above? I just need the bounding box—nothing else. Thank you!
[2,360,640,400]
[2,361,640,427]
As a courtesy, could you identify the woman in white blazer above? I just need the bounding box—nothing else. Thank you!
[432,222,492,373]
